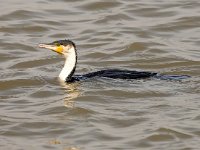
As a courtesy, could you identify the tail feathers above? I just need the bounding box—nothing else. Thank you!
[155,74,190,80]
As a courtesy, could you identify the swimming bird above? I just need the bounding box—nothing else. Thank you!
[38,40,189,82]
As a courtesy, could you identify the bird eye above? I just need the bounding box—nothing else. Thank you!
[55,43,60,46]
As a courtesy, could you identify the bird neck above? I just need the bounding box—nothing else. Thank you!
[59,47,77,81]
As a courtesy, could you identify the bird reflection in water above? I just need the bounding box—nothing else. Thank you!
[59,80,80,108]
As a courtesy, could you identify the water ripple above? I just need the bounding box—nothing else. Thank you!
[0,0,200,149]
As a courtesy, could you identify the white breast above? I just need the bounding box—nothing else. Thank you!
[59,47,77,81]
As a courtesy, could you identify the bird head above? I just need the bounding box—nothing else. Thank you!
[39,40,76,56]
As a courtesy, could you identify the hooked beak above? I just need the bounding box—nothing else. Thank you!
[38,43,64,54]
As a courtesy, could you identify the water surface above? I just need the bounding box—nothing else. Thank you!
[0,0,200,149]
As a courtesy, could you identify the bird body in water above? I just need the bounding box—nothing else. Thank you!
[39,40,189,82]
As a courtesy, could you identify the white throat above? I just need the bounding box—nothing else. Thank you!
[59,47,77,81]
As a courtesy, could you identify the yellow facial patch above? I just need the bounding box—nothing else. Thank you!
[56,45,63,54]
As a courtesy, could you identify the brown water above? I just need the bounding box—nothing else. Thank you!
[0,0,200,149]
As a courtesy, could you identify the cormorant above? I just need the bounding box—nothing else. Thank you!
[38,40,189,82]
